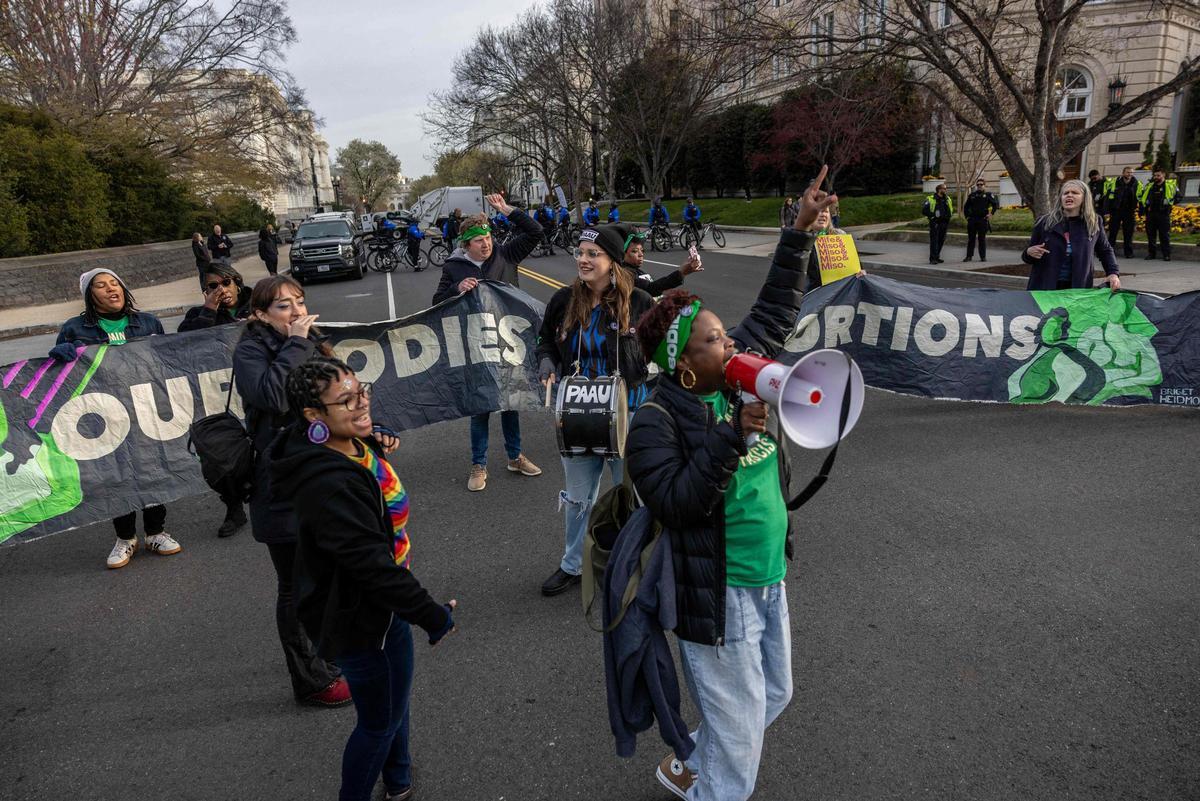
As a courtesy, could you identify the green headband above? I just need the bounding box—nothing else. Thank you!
[623,231,646,252]
[459,225,491,242]
[652,300,702,374]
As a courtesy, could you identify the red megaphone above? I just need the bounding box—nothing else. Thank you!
[723,350,864,449]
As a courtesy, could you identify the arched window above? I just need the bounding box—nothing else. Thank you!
[389,203,396,210]
[1056,67,1092,119]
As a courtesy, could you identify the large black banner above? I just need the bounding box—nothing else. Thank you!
[786,274,1200,407]
[0,282,544,544]
[4,275,1198,544]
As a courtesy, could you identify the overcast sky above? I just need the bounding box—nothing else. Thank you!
[283,0,540,178]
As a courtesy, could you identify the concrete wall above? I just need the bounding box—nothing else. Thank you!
[0,232,258,312]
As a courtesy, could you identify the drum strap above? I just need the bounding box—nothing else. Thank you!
[572,304,622,382]
[784,351,853,511]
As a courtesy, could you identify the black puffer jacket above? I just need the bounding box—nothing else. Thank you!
[233,323,324,544]
[535,285,656,389]
[269,427,451,659]
[625,228,814,646]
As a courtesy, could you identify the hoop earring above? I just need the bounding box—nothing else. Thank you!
[307,419,330,444]
[679,368,697,390]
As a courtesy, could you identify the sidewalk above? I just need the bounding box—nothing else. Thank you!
[0,248,284,339]
[854,237,1200,295]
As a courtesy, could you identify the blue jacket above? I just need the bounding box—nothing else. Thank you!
[602,506,694,761]
[649,206,669,225]
[1022,217,1119,290]
[557,206,570,224]
[683,203,700,223]
[608,207,620,222]
[584,206,600,225]
[491,212,509,229]
[407,223,424,240]
[51,311,165,360]
[536,205,555,226]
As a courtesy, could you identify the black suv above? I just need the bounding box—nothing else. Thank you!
[288,219,366,284]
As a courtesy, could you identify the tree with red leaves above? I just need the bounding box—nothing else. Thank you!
[753,65,921,194]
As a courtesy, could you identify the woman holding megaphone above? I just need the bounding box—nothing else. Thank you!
[625,166,838,801]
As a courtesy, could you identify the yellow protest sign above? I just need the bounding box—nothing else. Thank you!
[814,234,862,285]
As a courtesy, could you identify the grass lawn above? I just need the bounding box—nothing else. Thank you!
[899,207,1200,244]
[610,193,925,228]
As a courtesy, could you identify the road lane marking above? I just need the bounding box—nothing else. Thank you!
[643,258,678,267]
[345,293,373,298]
[517,266,567,289]
[386,270,397,320]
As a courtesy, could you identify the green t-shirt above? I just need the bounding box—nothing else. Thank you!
[701,392,788,587]
[96,315,130,345]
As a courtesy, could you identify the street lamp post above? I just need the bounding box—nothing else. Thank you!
[590,107,599,199]
[309,151,321,212]
[331,175,341,210]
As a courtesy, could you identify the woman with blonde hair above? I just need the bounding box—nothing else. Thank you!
[1022,178,1121,290]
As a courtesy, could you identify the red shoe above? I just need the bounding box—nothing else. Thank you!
[301,677,352,708]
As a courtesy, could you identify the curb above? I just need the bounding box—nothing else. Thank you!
[0,304,192,342]
[858,258,1028,288]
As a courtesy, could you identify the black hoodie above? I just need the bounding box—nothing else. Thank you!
[269,426,451,659]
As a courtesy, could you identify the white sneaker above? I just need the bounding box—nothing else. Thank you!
[106,537,138,569]
[144,532,182,556]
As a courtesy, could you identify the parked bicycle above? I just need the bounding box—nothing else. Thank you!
[367,235,426,272]
[678,219,726,249]
[426,236,452,267]
[649,223,674,252]
[552,222,578,252]
[367,236,399,273]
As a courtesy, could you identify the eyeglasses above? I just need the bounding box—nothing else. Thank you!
[329,382,372,412]
[572,247,606,260]
[205,278,234,291]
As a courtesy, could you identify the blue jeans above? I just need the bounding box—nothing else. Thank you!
[333,617,414,801]
[470,410,521,465]
[679,582,793,801]
[558,454,622,575]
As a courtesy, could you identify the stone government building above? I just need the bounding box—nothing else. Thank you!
[695,0,1200,203]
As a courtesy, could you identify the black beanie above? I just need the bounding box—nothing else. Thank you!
[577,224,627,265]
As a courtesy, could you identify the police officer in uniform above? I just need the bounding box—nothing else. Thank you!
[1138,169,1177,261]
[922,183,953,264]
[1087,170,1105,215]
[962,177,999,262]
[1103,166,1140,258]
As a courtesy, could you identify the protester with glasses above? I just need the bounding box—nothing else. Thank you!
[177,263,252,536]
[178,264,251,333]
[271,356,455,801]
[233,275,351,708]
[534,224,656,597]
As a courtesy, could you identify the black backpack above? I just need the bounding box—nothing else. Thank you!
[187,368,255,503]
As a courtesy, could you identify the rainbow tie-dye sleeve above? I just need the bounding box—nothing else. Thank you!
[354,442,411,569]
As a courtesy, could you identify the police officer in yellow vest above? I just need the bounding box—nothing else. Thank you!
[1103,166,1140,258]
[1137,169,1178,261]
[923,183,953,264]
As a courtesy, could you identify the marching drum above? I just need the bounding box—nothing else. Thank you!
[554,375,628,458]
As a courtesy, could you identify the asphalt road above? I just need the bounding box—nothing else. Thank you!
[1,240,1197,801]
